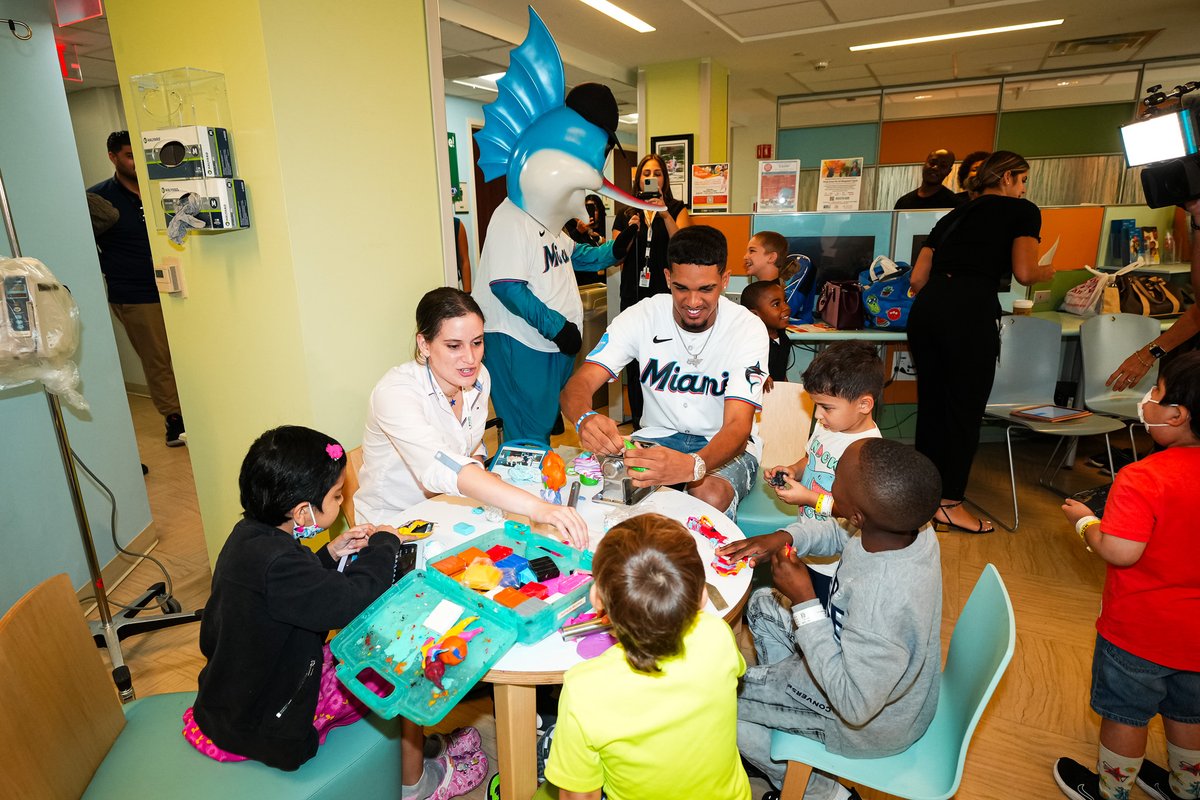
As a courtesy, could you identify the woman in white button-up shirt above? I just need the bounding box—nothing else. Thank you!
[354,288,588,548]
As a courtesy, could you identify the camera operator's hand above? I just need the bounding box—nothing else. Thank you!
[552,321,582,355]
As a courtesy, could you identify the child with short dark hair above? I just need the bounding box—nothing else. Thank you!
[742,230,815,323]
[188,426,487,799]
[741,280,793,387]
[736,439,944,798]
[1054,352,1200,800]
[544,513,751,800]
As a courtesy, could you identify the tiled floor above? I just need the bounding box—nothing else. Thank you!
[104,393,1166,799]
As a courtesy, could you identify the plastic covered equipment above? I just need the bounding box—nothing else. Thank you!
[0,257,87,411]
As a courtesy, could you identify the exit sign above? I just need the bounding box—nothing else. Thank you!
[756,144,773,159]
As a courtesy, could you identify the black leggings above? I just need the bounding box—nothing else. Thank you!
[907,294,1000,501]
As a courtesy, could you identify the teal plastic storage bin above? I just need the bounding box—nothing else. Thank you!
[331,570,519,726]
[429,521,594,644]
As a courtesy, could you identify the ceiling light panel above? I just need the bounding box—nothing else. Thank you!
[576,0,655,33]
[850,19,1064,52]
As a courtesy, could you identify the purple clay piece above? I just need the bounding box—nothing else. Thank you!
[425,659,446,690]
[576,631,618,659]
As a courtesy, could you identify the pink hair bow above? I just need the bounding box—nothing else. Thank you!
[326,444,344,460]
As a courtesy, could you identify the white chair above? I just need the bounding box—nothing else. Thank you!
[1080,313,1162,461]
[977,316,1124,530]
[736,381,812,535]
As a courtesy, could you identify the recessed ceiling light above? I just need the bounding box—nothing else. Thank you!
[576,0,655,33]
[1056,80,1073,86]
[914,94,933,100]
[849,19,1063,52]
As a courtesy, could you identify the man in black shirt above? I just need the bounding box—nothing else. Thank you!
[894,148,962,210]
[89,131,186,446]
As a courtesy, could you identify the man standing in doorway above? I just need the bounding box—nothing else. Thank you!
[89,131,185,447]
[893,148,962,209]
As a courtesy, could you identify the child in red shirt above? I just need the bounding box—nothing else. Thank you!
[1054,352,1200,800]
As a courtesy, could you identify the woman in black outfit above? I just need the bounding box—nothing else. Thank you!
[907,151,1053,533]
[612,153,689,425]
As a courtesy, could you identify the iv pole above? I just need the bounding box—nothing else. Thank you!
[0,168,200,702]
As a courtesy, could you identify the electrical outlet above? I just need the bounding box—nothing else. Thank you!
[1032,290,1051,306]
[892,351,916,381]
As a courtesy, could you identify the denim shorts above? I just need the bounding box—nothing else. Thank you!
[1090,634,1200,727]
[631,431,759,513]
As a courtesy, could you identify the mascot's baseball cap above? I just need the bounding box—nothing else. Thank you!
[565,82,624,157]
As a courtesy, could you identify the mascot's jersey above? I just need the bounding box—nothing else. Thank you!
[585,294,769,460]
[475,198,584,353]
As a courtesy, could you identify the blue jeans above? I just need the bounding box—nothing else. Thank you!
[1091,634,1200,727]
[631,431,758,519]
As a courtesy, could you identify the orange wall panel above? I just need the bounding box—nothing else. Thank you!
[1039,207,1106,271]
[879,115,997,165]
[692,214,753,275]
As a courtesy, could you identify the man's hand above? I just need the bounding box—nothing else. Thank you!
[578,413,625,455]
[1061,498,1094,528]
[771,546,817,606]
[716,530,791,567]
[623,445,695,487]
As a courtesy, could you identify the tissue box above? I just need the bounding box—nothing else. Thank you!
[142,126,233,179]
[160,178,249,231]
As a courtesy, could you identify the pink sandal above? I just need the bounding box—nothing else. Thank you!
[429,751,489,800]
[429,726,483,760]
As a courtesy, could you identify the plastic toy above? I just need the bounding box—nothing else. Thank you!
[767,472,789,488]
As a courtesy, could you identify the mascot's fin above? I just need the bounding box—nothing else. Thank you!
[476,6,565,182]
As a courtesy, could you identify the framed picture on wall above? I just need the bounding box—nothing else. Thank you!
[650,134,693,203]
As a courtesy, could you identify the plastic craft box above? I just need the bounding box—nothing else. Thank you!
[430,521,593,644]
[331,569,517,726]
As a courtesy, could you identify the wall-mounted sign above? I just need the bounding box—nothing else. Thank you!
[756,144,773,160]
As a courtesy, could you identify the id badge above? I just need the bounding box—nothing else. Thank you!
[639,263,651,288]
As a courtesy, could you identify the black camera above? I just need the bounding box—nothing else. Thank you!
[1121,83,1200,208]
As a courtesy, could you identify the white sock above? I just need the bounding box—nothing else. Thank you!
[1097,743,1142,800]
[1167,742,1200,799]
[401,757,446,800]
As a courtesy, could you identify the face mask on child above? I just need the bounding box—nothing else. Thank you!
[1136,389,1176,430]
[292,504,326,540]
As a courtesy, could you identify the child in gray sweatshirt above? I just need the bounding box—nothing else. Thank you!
[737,438,944,798]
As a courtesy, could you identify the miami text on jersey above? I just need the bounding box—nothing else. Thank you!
[641,358,729,396]
[542,241,572,272]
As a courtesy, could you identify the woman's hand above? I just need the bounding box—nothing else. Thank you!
[327,524,374,560]
[1106,348,1154,392]
[529,503,591,550]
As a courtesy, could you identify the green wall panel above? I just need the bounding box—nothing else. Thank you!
[996,103,1134,157]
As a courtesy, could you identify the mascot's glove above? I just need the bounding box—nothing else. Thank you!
[611,223,638,260]
[552,321,582,355]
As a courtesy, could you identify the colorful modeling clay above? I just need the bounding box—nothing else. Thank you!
[557,573,591,593]
[519,582,549,599]
[458,547,489,564]
[494,587,530,608]
[514,597,549,618]
[486,545,513,562]
[471,506,485,515]
[542,451,567,491]
[711,553,747,576]
[424,659,446,690]
[687,515,729,548]
[528,556,559,582]
[438,635,469,665]
[452,522,476,536]
[431,555,466,576]
[573,453,602,485]
[540,487,562,504]
[495,554,529,573]
[460,559,502,591]
[508,464,540,484]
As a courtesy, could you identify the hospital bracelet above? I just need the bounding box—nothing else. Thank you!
[792,604,828,629]
[814,493,833,516]
[575,411,598,434]
[1075,515,1100,552]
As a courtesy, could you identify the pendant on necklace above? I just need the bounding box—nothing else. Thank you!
[449,398,456,407]
[687,355,702,367]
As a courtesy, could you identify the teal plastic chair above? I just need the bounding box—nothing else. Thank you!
[769,564,1016,800]
[976,316,1124,530]
[1079,313,1162,460]
[736,381,812,535]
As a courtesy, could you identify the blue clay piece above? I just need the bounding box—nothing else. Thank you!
[499,566,521,588]
[471,506,484,515]
[495,554,530,573]
[453,522,476,535]
[517,567,538,585]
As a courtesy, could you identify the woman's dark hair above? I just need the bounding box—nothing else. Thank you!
[801,341,884,404]
[752,231,804,283]
[584,193,606,232]
[414,287,483,362]
[592,513,705,674]
[966,150,1029,194]
[957,150,990,191]
[634,153,677,205]
[1160,351,1200,439]
[239,426,347,525]
[855,439,942,532]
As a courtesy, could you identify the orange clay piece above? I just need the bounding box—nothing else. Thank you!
[431,555,466,575]
[494,587,530,608]
[542,451,567,491]
[457,547,489,564]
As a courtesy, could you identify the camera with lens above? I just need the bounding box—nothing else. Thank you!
[1120,81,1200,208]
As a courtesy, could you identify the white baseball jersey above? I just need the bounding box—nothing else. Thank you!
[473,198,583,353]
[586,294,770,460]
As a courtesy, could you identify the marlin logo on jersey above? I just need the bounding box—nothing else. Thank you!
[542,242,572,272]
[640,359,729,396]
[745,362,766,392]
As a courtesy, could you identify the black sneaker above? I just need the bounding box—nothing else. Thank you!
[1054,757,1102,799]
[1136,759,1191,800]
[165,414,186,447]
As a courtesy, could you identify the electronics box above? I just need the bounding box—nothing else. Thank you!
[160,178,249,231]
[142,126,233,179]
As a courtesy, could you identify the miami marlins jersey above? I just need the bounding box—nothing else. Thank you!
[586,294,770,460]
[474,198,583,353]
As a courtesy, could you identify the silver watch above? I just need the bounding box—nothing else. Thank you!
[691,453,707,482]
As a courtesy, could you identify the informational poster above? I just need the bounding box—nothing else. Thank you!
[756,159,800,213]
[690,163,729,213]
[816,157,864,210]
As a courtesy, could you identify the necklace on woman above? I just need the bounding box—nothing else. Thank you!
[444,385,463,407]
[672,316,716,367]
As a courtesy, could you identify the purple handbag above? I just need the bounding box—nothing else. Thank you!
[817,280,865,330]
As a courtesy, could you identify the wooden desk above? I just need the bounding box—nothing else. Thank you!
[400,483,753,800]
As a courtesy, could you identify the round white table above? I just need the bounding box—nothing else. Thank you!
[401,473,753,800]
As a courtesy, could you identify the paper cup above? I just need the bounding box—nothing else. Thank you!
[1012,299,1033,316]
